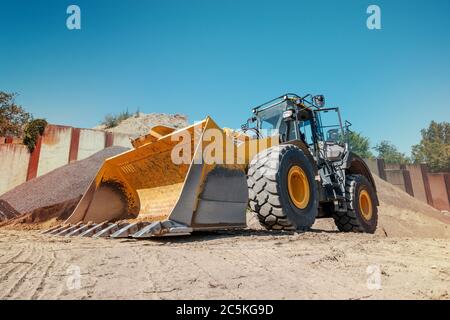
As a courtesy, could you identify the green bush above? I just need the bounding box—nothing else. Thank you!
[23,119,47,152]
[101,110,132,129]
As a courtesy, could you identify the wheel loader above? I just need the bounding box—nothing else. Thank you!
[44,93,378,238]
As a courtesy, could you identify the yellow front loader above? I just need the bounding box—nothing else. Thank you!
[44,117,276,238]
[45,94,379,238]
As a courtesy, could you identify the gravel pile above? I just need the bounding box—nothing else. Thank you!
[0,146,129,214]
[0,200,19,222]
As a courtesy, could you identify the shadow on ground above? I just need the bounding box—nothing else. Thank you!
[117,227,340,244]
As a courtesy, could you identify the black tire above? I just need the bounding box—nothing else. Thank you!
[332,174,378,233]
[247,145,319,231]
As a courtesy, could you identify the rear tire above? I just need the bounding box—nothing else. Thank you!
[247,145,318,231]
[332,174,378,233]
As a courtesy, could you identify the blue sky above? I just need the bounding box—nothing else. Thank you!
[1,0,449,154]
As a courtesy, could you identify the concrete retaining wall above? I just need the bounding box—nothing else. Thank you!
[406,164,433,205]
[385,169,414,196]
[385,163,403,171]
[2,124,449,212]
[0,144,30,194]
[112,132,132,148]
[445,175,450,202]
[36,125,73,177]
[364,161,418,198]
[77,129,106,160]
[363,159,448,209]
[363,158,386,180]
[0,123,135,196]
[364,158,379,176]
[428,173,450,211]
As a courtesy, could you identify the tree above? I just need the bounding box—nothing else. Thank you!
[0,92,31,137]
[374,140,410,164]
[347,131,373,159]
[411,121,449,173]
[23,119,48,152]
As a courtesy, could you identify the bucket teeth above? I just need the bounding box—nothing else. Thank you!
[93,223,123,238]
[55,222,84,236]
[43,220,192,239]
[132,220,193,238]
[79,222,110,237]
[132,222,162,238]
[41,225,65,235]
[66,224,93,237]
[47,224,73,235]
[110,222,149,238]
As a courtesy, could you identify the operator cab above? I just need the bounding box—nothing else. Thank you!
[244,93,348,164]
[315,107,347,162]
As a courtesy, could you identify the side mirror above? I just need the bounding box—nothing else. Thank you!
[313,95,325,107]
[241,116,257,130]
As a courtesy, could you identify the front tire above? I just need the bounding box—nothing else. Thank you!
[247,145,319,231]
[332,174,378,233]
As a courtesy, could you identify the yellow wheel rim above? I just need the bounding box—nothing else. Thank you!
[359,189,373,220]
[287,165,310,209]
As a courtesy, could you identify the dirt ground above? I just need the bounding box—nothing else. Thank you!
[0,223,449,300]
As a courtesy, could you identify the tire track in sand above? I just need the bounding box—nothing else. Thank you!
[30,251,57,300]
[1,244,43,299]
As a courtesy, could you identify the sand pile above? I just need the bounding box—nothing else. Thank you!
[95,113,188,138]
[373,175,450,238]
[0,146,128,227]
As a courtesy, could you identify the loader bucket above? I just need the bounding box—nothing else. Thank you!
[62,117,275,237]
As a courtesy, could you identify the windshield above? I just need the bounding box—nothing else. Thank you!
[299,120,314,145]
[255,102,288,136]
[315,109,344,143]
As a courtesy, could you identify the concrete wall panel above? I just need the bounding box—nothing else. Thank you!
[364,158,386,180]
[26,135,42,180]
[364,159,379,176]
[445,174,450,204]
[68,128,81,163]
[112,133,132,148]
[406,164,433,205]
[385,169,414,196]
[105,132,114,148]
[0,144,30,195]
[385,163,404,170]
[385,170,405,188]
[428,173,450,211]
[0,125,133,195]
[77,129,106,160]
[36,125,72,177]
